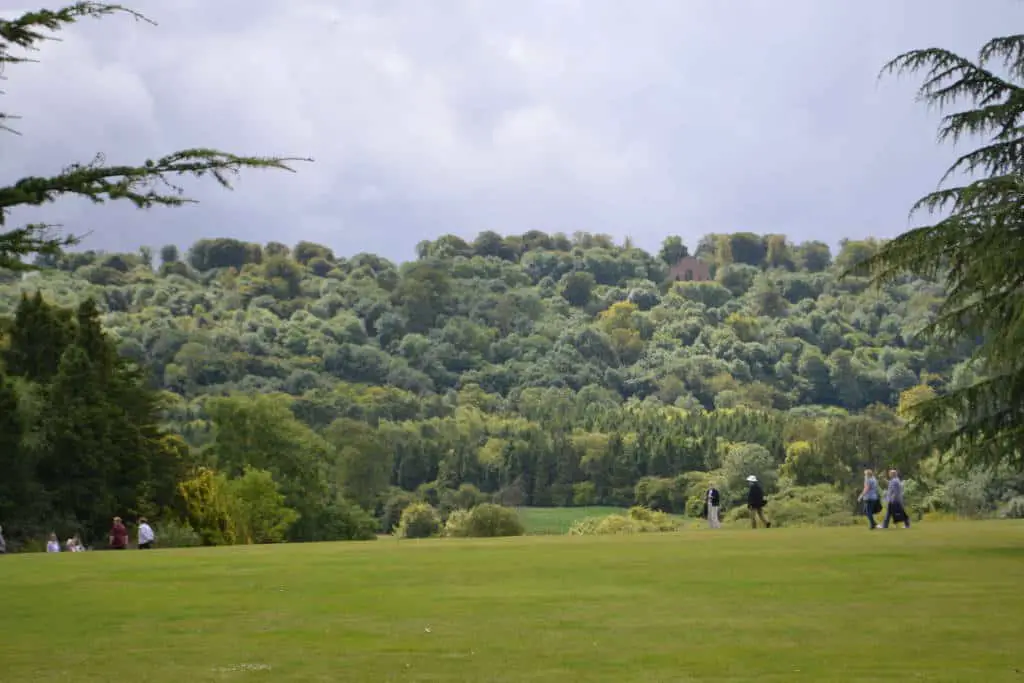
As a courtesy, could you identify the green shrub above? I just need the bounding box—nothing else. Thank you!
[443,504,525,538]
[440,483,489,517]
[380,488,418,533]
[443,509,472,537]
[756,484,857,528]
[464,503,525,537]
[396,502,441,539]
[593,515,644,535]
[999,496,1024,519]
[572,482,597,506]
[566,517,605,536]
[155,520,202,548]
[627,506,679,531]
[228,467,299,544]
[568,506,679,535]
[307,498,378,541]
[634,477,687,513]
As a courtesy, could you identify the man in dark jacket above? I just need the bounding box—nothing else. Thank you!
[746,475,771,529]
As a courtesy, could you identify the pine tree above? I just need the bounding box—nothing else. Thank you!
[0,3,308,268]
[0,374,28,528]
[2,292,74,380]
[862,35,1024,469]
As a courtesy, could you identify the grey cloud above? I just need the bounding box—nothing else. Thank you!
[1,0,1020,261]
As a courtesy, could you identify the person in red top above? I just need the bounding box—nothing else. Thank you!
[109,516,128,550]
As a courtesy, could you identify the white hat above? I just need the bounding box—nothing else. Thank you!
[746,475,758,483]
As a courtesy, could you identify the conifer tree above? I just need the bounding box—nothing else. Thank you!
[0,3,308,269]
[0,374,27,527]
[863,35,1024,469]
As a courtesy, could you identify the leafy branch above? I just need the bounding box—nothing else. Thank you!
[0,3,311,268]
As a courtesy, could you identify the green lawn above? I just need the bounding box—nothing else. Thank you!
[517,505,635,534]
[1,522,1022,682]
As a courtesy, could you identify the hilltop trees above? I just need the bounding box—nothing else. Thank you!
[865,35,1024,470]
[4,225,1024,545]
[0,3,305,269]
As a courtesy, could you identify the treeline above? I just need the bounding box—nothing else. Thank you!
[1,230,1021,549]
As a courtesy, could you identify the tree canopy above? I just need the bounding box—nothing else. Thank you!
[863,34,1024,470]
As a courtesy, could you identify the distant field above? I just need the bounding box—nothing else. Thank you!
[517,505,635,534]
[1,522,1022,682]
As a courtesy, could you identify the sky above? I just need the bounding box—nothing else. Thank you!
[2,0,1021,263]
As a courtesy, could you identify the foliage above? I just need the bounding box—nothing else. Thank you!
[6,220,1024,545]
[444,503,525,538]
[443,509,472,537]
[761,484,856,528]
[304,496,378,542]
[0,3,306,269]
[227,466,299,544]
[568,506,679,535]
[153,519,201,548]
[395,502,441,539]
[5,13,1024,548]
[862,34,1024,470]
[999,496,1024,519]
[177,467,240,546]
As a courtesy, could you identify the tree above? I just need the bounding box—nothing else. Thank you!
[657,236,688,264]
[204,393,331,540]
[0,3,307,269]
[559,271,595,307]
[861,35,1024,469]
[324,417,392,510]
[228,467,299,544]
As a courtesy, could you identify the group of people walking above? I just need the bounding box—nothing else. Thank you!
[700,469,911,530]
[701,475,772,529]
[0,516,156,554]
[858,469,911,529]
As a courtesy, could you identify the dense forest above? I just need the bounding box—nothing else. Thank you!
[2,230,1021,549]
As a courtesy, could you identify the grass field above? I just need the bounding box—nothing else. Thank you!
[1,522,1022,682]
[517,506,638,534]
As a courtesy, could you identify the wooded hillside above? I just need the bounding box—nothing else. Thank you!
[1,230,1020,547]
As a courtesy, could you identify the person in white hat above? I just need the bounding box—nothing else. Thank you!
[746,475,771,528]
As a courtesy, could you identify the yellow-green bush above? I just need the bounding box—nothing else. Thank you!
[396,502,441,539]
[443,509,471,537]
[724,484,856,527]
[567,506,680,535]
[444,504,524,538]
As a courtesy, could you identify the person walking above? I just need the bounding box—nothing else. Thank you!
[46,533,61,553]
[0,524,7,555]
[137,517,155,550]
[705,485,722,529]
[858,469,882,529]
[882,469,911,529]
[746,475,771,529]
[109,517,129,550]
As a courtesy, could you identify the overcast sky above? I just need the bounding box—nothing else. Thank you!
[2,0,1020,263]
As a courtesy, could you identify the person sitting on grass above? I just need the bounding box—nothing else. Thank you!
[746,475,771,529]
